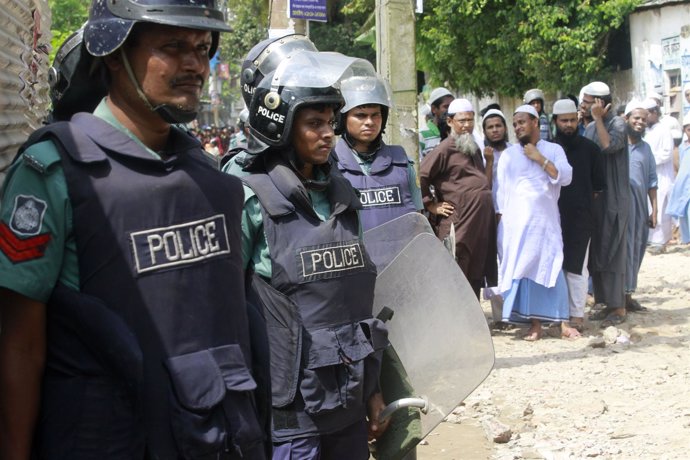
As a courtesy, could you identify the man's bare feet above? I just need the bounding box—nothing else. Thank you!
[523,320,542,341]
[561,322,582,339]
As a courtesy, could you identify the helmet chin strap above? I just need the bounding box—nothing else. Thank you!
[119,49,198,124]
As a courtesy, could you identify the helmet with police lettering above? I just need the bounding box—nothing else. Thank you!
[248,51,370,147]
[337,73,393,134]
[84,0,231,58]
[48,27,107,121]
[240,34,317,107]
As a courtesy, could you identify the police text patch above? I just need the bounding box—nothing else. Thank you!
[298,240,366,282]
[130,215,230,274]
[10,195,47,236]
[359,186,402,208]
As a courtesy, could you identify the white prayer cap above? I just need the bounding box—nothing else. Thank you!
[583,81,610,97]
[428,87,453,105]
[552,99,577,115]
[447,98,474,115]
[624,99,647,116]
[514,104,539,118]
[646,91,663,102]
[683,112,690,127]
[642,98,658,110]
[481,108,506,124]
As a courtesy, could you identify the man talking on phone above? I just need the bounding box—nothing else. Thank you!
[580,81,629,328]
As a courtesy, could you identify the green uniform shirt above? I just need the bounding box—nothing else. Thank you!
[240,180,332,279]
[419,119,441,159]
[0,100,162,302]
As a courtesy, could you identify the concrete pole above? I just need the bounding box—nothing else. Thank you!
[268,0,307,38]
[376,0,419,169]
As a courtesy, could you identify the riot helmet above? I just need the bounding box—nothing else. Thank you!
[240,34,317,107]
[84,0,230,58]
[48,27,107,121]
[338,73,393,136]
[523,88,545,113]
[248,51,370,147]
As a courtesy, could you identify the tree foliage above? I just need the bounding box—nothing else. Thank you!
[48,0,88,61]
[417,0,643,97]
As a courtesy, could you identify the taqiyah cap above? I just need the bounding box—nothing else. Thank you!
[583,81,610,97]
[482,108,506,124]
[428,87,454,106]
[447,98,474,115]
[514,104,539,118]
[642,98,658,110]
[552,99,578,115]
[624,99,647,116]
[646,91,663,102]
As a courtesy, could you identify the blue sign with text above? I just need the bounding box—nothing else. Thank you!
[289,0,327,22]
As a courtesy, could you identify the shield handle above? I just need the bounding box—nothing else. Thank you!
[379,397,428,424]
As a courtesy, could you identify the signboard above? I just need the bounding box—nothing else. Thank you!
[289,0,327,22]
[662,35,681,70]
[681,26,690,116]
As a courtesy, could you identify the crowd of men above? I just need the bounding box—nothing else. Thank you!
[419,82,690,340]
[2,0,690,457]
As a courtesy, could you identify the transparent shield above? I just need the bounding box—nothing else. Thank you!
[363,212,434,273]
[372,232,495,454]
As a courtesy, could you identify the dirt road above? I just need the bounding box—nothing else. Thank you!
[416,244,690,459]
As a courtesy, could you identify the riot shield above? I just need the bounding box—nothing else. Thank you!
[362,212,434,273]
[370,231,495,459]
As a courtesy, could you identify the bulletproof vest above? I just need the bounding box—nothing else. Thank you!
[244,155,388,440]
[28,114,266,460]
[334,140,418,231]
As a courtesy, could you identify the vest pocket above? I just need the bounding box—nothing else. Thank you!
[251,274,303,408]
[300,322,386,416]
[165,344,263,458]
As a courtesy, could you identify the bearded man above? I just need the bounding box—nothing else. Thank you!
[552,99,605,337]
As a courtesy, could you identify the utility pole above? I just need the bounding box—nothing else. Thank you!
[376,0,419,169]
[268,0,307,38]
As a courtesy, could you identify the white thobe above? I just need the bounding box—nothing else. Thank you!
[496,140,573,293]
[644,122,674,245]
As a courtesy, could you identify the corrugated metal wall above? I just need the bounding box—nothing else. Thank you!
[0,0,51,183]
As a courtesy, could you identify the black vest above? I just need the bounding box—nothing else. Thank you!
[334,140,418,231]
[28,114,266,459]
[244,155,388,441]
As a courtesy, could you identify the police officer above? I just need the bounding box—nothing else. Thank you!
[222,34,317,176]
[524,88,552,141]
[333,73,423,231]
[0,1,268,458]
[233,52,390,458]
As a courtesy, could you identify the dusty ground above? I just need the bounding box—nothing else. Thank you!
[416,244,690,460]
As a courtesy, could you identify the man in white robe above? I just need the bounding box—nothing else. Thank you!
[496,105,573,341]
[643,97,674,252]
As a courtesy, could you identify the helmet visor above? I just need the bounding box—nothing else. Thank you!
[340,75,393,113]
[255,35,318,77]
[270,51,375,89]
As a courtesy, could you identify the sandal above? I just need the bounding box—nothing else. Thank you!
[600,313,625,328]
[626,299,648,312]
[589,308,613,321]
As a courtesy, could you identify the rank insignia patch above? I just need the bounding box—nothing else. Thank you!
[0,222,52,263]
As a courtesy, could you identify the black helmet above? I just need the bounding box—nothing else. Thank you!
[48,27,107,121]
[84,0,231,58]
[248,52,371,147]
[240,34,317,107]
